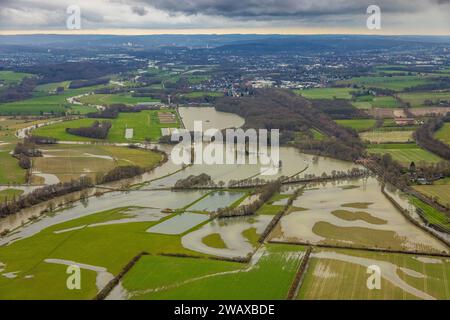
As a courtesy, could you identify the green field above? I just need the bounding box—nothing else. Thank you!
[295,88,354,100]
[353,95,400,109]
[33,110,180,142]
[78,94,159,106]
[434,123,450,146]
[335,119,376,132]
[360,130,414,143]
[398,91,450,108]
[367,144,443,165]
[184,91,223,98]
[0,71,33,85]
[338,76,432,92]
[410,195,450,231]
[0,84,120,116]
[0,207,201,299]
[124,244,305,300]
[0,88,105,116]
[298,248,450,300]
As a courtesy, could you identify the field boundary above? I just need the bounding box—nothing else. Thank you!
[95,251,149,300]
[267,240,450,258]
[286,246,312,300]
[258,186,305,244]
[381,185,450,247]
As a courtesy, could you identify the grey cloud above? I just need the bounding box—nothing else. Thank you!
[131,5,148,16]
[133,0,446,18]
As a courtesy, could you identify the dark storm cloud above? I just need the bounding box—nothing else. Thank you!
[0,0,449,32]
[134,0,447,18]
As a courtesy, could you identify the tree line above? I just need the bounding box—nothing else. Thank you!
[414,115,450,160]
[66,120,112,139]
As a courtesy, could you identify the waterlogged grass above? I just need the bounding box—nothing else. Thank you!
[242,227,259,246]
[0,209,200,299]
[331,210,387,225]
[31,143,162,183]
[298,248,450,300]
[201,233,228,249]
[0,189,24,204]
[126,244,305,300]
[312,221,403,249]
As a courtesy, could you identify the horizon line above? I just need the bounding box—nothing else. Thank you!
[0,28,449,37]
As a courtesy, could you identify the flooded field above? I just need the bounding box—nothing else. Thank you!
[299,248,450,300]
[270,178,448,253]
[146,213,209,235]
[0,189,207,245]
[178,107,245,131]
[181,215,272,258]
[188,191,245,212]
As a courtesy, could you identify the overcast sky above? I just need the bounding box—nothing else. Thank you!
[0,0,449,35]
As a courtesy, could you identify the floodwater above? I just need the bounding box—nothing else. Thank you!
[0,189,207,245]
[188,191,245,212]
[181,215,272,258]
[270,177,448,253]
[311,251,436,300]
[146,213,209,235]
[148,145,359,188]
[178,107,245,131]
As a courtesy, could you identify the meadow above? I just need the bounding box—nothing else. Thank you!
[298,248,450,300]
[434,123,450,146]
[0,87,105,116]
[0,83,121,116]
[184,91,223,98]
[0,207,203,299]
[125,244,305,300]
[409,194,450,231]
[353,95,400,109]
[367,144,443,165]
[337,75,432,91]
[398,91,450,108]
[78,94,159,106]
[413,178,450,209]
[33,110,180,142]
[335,119,376,132]
[360,130,414,143]
[295,88,354,100]
[0,71,33,85]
